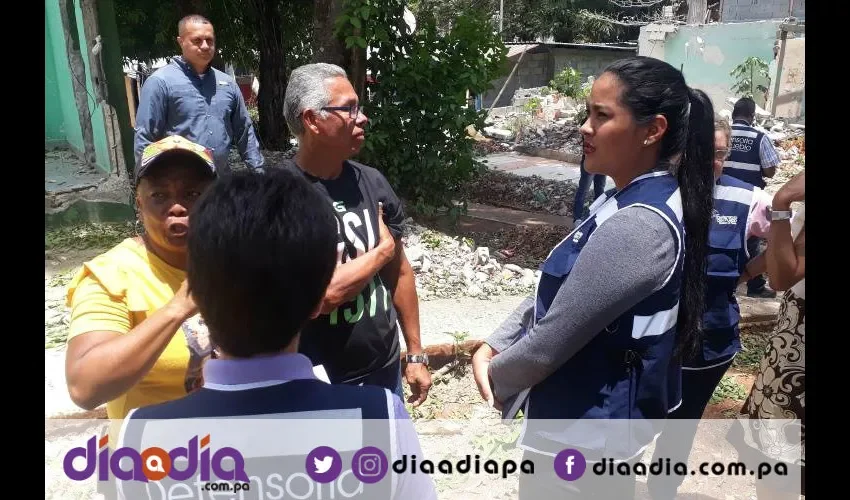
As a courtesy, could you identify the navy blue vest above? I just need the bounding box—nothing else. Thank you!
[519,171,686,460]
[119,380,394,500]
[691,175,754,368]
[724,121,766,188]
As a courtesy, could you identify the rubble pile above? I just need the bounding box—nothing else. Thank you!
[464,169,578,217]
[482,86,586,153]
[402,220,540,300]
[464,224,571,270]
[515,122,583,155]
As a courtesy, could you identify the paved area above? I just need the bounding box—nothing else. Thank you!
[467,203,569,228]
[45,149,105,194]
[484,152,616,188]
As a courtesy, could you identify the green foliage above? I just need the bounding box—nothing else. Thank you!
[730,56,770,98]
[409,0,636,43]
[548,67,585,99]
[523,97,541,114]
[114,0,312,74]
[710,375,748,404]
[45,222,134,251]
[733,331,770,371]
[338,1,508,214]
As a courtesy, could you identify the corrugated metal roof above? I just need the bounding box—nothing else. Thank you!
[505,41,637,52]
[506,44,540,58]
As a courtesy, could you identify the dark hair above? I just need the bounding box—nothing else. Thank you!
[732,97,756,121]
[187,169,339,357]
[602,56,715,360]
[178,14,212,35]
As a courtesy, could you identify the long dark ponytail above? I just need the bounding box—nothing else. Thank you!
[677,88,715,359]
[602,57,715,360]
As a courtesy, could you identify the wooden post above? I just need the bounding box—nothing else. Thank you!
[124,75,136,128]
[488,48,528,113]
[771,30,788,116]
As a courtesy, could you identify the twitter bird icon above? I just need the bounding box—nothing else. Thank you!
[314,456,334,474]
[306,446,342,483]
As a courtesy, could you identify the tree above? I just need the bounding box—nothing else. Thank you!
[338,2,508,213]
[685,0,706,24]
[312,0,347,67]
[114,0,313,151]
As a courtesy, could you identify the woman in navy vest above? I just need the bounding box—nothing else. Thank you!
[472,56,716,498]
[647,118,776,499]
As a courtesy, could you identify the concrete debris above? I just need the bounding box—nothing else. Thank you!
[464,169,578,217]
[402,220,540,300]
[515,122,583,156]
[483,86,587,152]
[483,127,515,141]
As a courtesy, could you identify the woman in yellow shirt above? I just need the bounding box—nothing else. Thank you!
[65,136,217,420]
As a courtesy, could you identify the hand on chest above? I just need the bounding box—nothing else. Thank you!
[332,202,379,262]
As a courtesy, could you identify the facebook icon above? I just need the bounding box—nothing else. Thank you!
[554,449,587,481]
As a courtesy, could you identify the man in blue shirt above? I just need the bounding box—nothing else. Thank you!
[133,14,264,175]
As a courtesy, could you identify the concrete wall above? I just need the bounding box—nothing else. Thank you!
[483,49,552,109]
[551,47,629,81]
[639,21,784,116]
[722,0,805,23]
[44,0,111,172]
[767,37,804,118]
[482,45,635,109]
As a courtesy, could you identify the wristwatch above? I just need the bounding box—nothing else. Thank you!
[406,353,429,366]
[770,209,792,221]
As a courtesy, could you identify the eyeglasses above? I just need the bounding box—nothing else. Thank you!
[321,104,364,119]
[714,148,731,160]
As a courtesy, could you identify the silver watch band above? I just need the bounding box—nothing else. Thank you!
[770,209,792,221]
[406,353,428,364]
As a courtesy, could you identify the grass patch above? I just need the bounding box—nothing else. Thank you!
[45,222,134,251]
[710,375,747,404]
[733,331,770,372]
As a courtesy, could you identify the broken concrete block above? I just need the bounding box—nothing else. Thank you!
[767,131,788,142]
[483,127,515,141]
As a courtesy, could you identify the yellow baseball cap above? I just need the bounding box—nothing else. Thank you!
[137,135,216,183]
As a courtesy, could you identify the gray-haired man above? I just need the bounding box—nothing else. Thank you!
[279,63,432,407]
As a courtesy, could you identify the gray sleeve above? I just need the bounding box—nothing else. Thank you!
[485,296,534,353]
[488,206,679,403]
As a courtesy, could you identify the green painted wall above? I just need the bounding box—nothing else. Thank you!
[44,0,111,173]
[72,0,111,172]
[661,21,780,112]
[45,16,64,143]
[46,0,83,151]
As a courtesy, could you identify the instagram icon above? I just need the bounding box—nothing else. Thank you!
[352,447,388,484]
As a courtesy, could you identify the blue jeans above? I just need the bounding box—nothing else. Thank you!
[355,358,404,400]
[573,159,606,221]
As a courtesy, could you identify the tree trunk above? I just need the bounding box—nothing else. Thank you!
[686,0,708,24]
[311,0,346,66]
[59,0,97,168]
[254,0,289,150]
[310,0,367,101]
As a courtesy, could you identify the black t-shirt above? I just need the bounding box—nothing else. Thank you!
[281,159,404,384]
